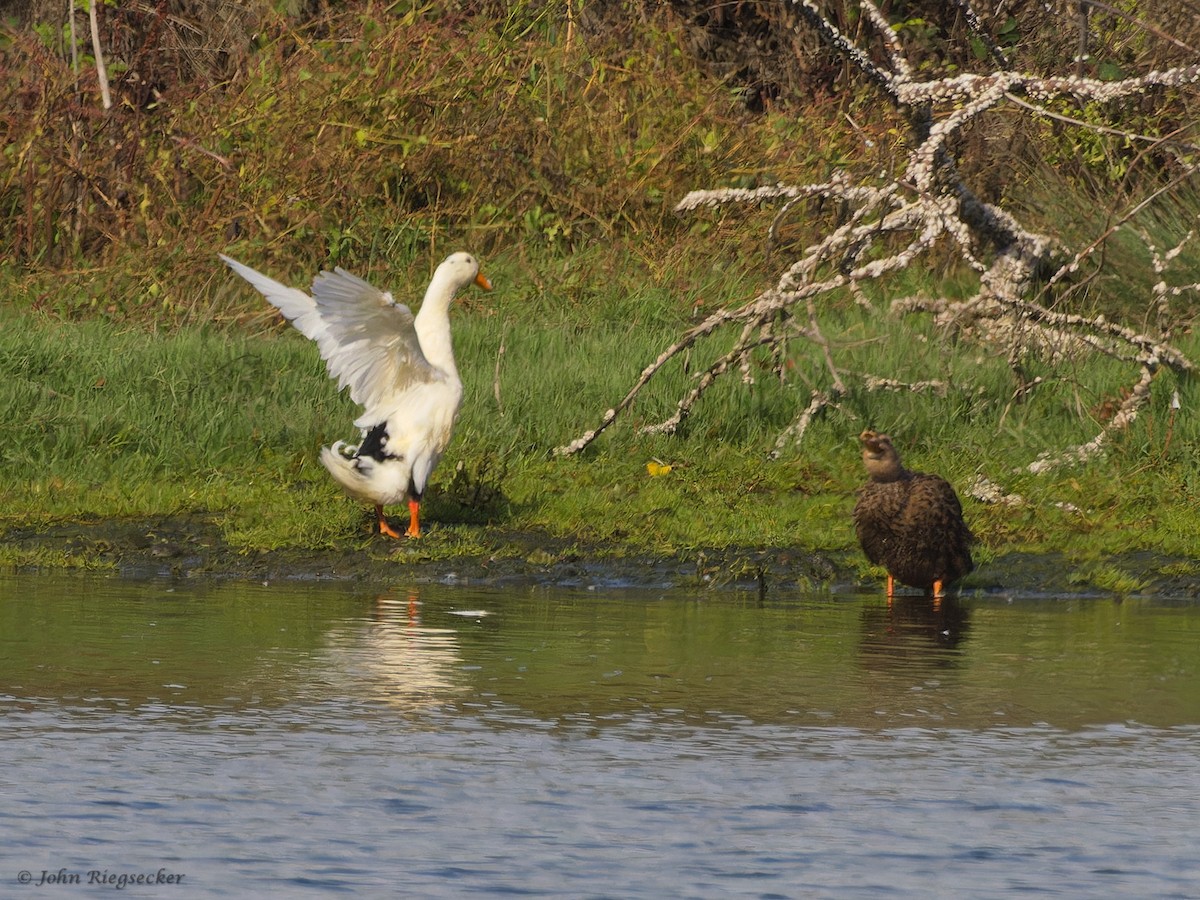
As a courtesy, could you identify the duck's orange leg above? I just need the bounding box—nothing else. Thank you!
[886,574,895,600]
[406,499,422,538]
[376,504,403,539]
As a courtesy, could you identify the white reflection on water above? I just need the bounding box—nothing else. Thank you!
[313,592,467,711]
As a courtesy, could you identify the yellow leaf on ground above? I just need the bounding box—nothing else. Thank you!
[646,459,673,477]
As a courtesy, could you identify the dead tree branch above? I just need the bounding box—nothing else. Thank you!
[556,0,1199,466]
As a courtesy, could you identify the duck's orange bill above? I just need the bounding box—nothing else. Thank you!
[475,272,493,291]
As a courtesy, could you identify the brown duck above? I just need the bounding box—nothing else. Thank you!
[853,430,975,598]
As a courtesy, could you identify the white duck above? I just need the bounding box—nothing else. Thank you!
[220,251,491,538]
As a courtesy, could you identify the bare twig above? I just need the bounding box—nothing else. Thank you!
[86,0,112,110]
[1027,363,1156,473]
[493,324,507,416]
[769,387,845,459]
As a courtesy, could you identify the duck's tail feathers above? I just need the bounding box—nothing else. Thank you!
[320,442,368,495]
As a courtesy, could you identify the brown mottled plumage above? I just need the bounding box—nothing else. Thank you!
[853,430,975,597]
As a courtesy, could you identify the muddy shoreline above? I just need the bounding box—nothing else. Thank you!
[5,515,1200,600]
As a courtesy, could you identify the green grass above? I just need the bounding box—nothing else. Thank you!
[5,3,1200,584]
[0,544,115,571]
[4,253,1199,576]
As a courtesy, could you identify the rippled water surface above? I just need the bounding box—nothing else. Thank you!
[3,573,1200,897]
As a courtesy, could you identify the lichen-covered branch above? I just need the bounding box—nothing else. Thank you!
[1026,362,1156,474]
[769,387,845,459]
[553,306,738,456]
[557,0,1198,467]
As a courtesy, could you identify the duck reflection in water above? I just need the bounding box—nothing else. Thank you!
[319,590,466,710]
[858,594,971,675]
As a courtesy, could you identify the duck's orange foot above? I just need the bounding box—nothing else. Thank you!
[376,505,403,539]
[931,579,946,611]
[406,499,422,538]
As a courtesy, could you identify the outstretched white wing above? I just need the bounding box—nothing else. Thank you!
[220,254,327,342]
[309,267,440,415]
[221,255,439,415]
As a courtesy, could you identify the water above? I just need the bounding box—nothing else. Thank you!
[3,574,1200,897]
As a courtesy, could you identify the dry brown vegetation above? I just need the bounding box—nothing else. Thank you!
[4,2,1197,316]
[2,1,828,322]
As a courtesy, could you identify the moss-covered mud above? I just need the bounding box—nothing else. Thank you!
[1,515,840,592]
[5,516,1200,601]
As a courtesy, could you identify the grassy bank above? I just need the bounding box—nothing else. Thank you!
[3,257,1198,590]
[4,3,1200,590]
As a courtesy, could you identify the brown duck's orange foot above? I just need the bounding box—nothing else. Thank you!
[376,505,403,539]
[405,499,422,539]
[932,579,946,611]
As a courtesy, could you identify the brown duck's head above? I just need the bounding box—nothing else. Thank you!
[859,429,906,482]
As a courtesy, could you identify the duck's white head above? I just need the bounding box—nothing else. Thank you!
[434,252,492,295]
